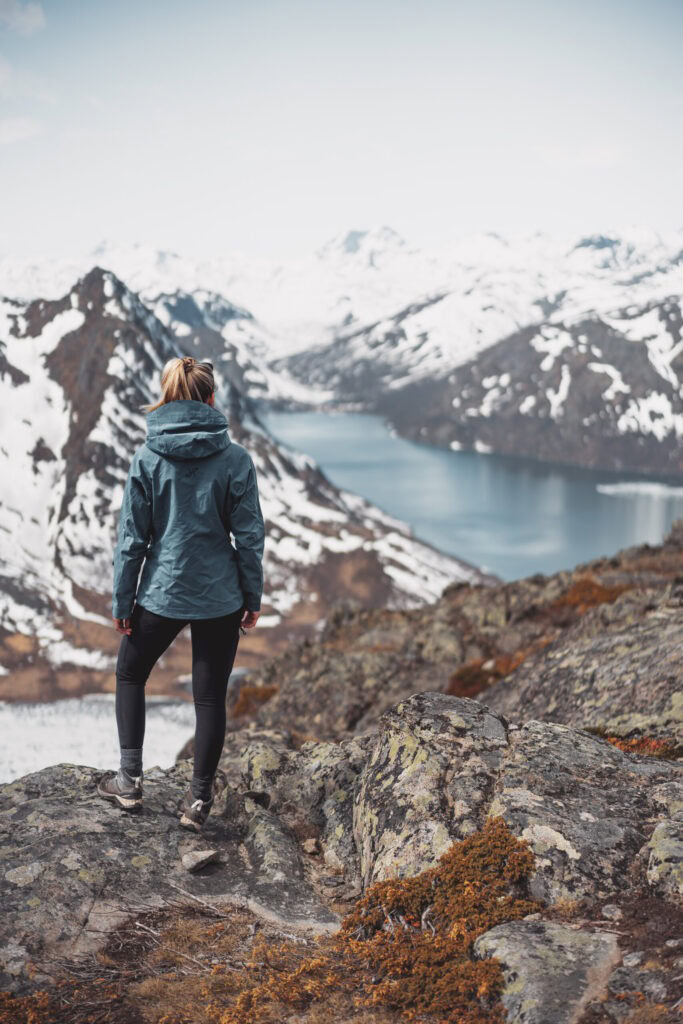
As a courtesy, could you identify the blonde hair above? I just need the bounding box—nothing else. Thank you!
[141,356,215,414]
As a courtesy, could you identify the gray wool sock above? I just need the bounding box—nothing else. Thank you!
[120,747,143,778]
[191,776,213,803]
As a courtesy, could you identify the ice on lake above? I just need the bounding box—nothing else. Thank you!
[0,694,197,784]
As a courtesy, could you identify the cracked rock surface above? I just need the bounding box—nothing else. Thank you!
[1,695,682,1018]
[0,759,339,993]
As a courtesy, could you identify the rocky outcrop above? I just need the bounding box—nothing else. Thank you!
[474,921,620,1024]
[353,693,509,885]
[229,522,683,745]
[2,693,681,1021]
[488,719,680,904]
[484,582,683,740]
[0,758,339,993]
[349,694,682,904]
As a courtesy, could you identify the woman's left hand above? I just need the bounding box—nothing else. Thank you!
[114,617,132,636]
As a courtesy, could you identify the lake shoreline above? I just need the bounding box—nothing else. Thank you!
[261,406,683,581]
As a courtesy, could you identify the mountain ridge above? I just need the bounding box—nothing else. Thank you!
[0,265,485,698]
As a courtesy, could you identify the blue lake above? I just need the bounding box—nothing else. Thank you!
[262,409,683,581]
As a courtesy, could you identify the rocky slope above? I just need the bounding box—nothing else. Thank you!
[0,267,484,700]
[1,528,681,1021]
[221,520,683,745]
[1,692,680,1022]
[376,298,683,475]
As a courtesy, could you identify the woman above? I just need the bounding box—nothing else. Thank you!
[98,356,265,832]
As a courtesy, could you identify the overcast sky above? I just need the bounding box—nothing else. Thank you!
[0,0,681,261]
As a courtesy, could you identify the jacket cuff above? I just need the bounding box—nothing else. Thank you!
[243,594,261,612]
[112,603,132,619]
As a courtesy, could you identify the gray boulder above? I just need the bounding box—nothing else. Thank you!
[353,692,509,885]
[488,719,681,903]
[474,920,620,1024]
[646,819,683,896]
[351,694,682,904]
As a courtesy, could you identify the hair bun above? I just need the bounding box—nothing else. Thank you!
[182,356,195,369]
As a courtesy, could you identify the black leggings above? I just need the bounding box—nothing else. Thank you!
[115,601,244,798]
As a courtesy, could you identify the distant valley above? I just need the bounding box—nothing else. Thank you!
[2,224,683,692]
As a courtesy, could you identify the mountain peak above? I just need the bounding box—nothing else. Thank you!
[316,225,407,264]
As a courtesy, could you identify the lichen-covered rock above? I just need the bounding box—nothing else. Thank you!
[474,920,620,1024]
[240,734,371,876]
[2,691,680,1004]
[646,819,683,896]
[485,586,683,740]
[488,720,681,903]
[350,694,682,905]
[0,761,339,993]
[353,692,509,885]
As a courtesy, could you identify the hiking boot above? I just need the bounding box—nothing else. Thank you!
[97,768,143,812]
[178,786,214,832]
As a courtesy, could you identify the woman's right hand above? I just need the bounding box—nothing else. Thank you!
[241,609,260,629]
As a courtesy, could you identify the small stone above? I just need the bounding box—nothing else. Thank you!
[666,938,683,949]
[321,875,344,888]
[302,838,321,856]
[602,904,623,921]
[622,951,643,967]
[182,849,219,873]
[60,851,82,871]
[644,976,668,1002]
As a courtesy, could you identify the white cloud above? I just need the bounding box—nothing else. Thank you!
[0,116,39,143]
[0,0,45,34]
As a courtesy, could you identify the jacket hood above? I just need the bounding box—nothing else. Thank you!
[145,399,231,460]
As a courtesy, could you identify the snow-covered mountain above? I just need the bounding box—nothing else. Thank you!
[274,228,683,404]
[376,298,683,474]
[2,225,683,476]
[0,267,485,698]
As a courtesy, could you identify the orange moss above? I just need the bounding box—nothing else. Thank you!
[446,659,491,698]
[0,991,54,1024]
[586,728,683,760]
[446,648,534,698]
[0,985,122,1024]
[549,576,632,615]
[217,817,541,1024]
[231,683,278,718]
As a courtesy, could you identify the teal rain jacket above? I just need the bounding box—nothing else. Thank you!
[111,399,265,620]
